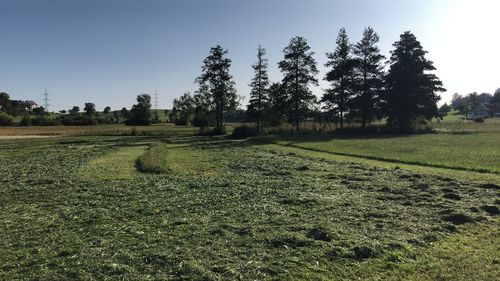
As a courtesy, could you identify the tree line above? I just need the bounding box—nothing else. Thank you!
[4,28,496,131]
[0,90,156,126]
[172,28,446,133]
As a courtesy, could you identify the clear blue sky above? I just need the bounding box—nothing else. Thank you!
[1,0,498,111]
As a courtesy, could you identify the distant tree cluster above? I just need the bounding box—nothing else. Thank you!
[171,29,447,132]
[0,89,158,126]
[0,92,50,126]
[0,92,41,115]
[0,92,122,126]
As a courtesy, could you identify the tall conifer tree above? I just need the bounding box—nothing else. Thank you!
[322,28,356,129]
[384,31,445,130]
[247,45,270,131]
[196,45,238,133]
[278,36,318,131]
[352,27,385,128]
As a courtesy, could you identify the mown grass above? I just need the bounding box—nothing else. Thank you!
[285,219,500,280]
[0,123,198,137]
[260,132,500,173]
[0,135,498,280]
[381,219,500,280]
[79,143,151,180]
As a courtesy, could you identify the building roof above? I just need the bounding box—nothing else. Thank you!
[27,100,39,107]
[485,103,500,114]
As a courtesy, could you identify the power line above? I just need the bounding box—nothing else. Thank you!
[43,89,51,111]
[154,92,159,110]
[153,92,160,122]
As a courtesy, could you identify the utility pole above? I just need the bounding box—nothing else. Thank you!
[154,92,159,110]
[43,89,51,112]
[154,92,159,122]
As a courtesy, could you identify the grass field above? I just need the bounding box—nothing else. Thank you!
[0,130,499,280]
[260,133,500,174]
[0,123,198,137]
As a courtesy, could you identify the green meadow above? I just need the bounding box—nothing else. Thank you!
[260,132,500,173]
[0,127,499,280]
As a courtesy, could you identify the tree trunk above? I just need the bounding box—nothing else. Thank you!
[340,111,344,129]
[257,84,261,132]
[295,100,299,132]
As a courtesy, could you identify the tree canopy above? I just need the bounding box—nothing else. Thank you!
[196,45,239,133]
[278,36,318,131]
[126,94,152,126]
[83,103,96,116]
[247,45,270,131]
[322,28,356,129]
[383,31,445,130]
[352,27,385,128]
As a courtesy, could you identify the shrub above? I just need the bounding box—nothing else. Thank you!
[125,117,151,126]
[231,125,258,139]
[198,126,227,136]
[59,115,97,126]
[474,118,485,123]
[130,127,138,136]
[31,117,62,126]
[174,119,189,126]
[191,116,210,127]
[19,115,32,126]
[0,112,14,126]
[96,117,113,124]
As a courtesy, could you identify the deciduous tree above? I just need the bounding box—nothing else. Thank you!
[172,92,196,125]
[83,103,96,116]
[69,106,80,115]
[126,94,152,125]
[492,88,500,106]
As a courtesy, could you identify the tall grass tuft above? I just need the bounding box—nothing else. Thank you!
[135,144,170,173]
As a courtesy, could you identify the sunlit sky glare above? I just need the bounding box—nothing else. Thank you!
[0,0,498,111]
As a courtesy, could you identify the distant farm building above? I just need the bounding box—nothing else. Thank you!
[467,103,500,119]
[28,100,40,109]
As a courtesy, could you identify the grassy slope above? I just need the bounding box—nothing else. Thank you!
[0,136,498,280]
[260,133,500,173]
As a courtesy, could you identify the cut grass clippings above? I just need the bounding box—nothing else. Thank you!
[0,135,499,280]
